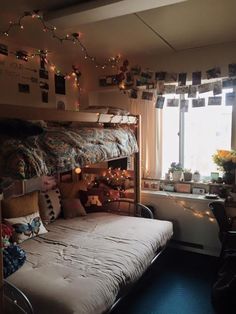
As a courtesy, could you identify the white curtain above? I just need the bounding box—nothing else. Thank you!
[129,98,162,179]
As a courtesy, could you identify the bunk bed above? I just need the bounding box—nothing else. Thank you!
[0,104,173,314]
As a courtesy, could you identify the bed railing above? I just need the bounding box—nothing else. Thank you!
[103,199,154,219]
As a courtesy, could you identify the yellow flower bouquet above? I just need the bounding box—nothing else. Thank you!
[213,149,236,171]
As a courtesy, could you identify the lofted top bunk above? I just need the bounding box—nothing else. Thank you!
[0,104,140,181]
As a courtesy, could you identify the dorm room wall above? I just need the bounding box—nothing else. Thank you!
[0,38,82,110]
[84,41,236,256]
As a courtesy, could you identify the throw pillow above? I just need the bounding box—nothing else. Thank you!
[38,188,61,224]
[61,198,87,219]
[3,244,26,278]
[4,212,48,243]
[2,191,40,219]
[59,181,87,199]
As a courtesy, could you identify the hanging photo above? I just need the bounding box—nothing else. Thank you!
[140,70,153,80]
[155,96,165,109]
[188,85,197,98]
[228,63,236,77]
[39,81,49,90]
[176,86,189,94]
[131,65,141,75]
[142,91,154,101]
[192,98,205,108]
[165,72,177,83]
[225,92,236,106]
[198,83,212,94]
[206,67,221,79]
[18,83,30,93]
[164,84,176,94]
[55,74,66,95]
[39,69,49,80]
[130,89,138,99]
[16,50,28,62]
[41,91,48,103]
[192,71,201,85]
[157,81,165,94]
[222,78,236,88]
[0,43,8,56]
[155,71,166,81]
[208,96,222,106]
[180,99,189,112]
[213,81,222,95]
[167,99,179,107]
[178,73,187,86]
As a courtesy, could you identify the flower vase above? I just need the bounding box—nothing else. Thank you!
[172,170,182,181]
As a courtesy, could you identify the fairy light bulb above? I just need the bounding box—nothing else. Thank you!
[75,167,81,174]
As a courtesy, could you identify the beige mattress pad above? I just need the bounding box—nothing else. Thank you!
[8,212,173,314]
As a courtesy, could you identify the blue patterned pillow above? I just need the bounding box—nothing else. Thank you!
[3,244,26,278]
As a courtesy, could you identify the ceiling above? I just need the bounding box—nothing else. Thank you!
[0,0,236,65]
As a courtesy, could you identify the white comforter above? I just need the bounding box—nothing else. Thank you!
[8,213,173,314]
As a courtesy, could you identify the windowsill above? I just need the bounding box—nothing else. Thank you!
[141,190,225,202]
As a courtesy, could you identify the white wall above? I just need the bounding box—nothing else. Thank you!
[0,39,80,110]
[141,191,221,256]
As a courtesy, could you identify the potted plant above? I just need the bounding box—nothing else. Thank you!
[192,170,200,182]
[183,169,192,182]
[212,149,236,184]
[169,162,183,181]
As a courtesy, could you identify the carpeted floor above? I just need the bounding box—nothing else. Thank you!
[113,248,218,314]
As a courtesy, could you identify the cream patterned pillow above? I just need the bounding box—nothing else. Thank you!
[39,188,62,224]
[4,212,48,243]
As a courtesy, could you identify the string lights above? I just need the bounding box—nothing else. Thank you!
[166,192,216,223]
[0,10,121,69]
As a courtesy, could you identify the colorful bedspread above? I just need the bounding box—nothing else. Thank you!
[0,126,138,179]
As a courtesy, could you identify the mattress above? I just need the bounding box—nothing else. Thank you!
[8,212,173,314]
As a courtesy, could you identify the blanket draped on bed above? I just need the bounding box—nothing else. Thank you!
[0,126,138,179]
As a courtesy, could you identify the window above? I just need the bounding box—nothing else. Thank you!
[162,86,233,179]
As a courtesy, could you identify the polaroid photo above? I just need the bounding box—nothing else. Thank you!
[213,81,222,95]
[192,98,205,108]
[55,74,66,95]
[131,66,141,76]
[165,72,178,83]
[208,96,222,106]
[164,84,176,94]
[228,63,236,77]
[155,96,165,109]
[222,78,236,88]
[0,43,8,56]
[39,81,49,90]
[188,85,197,98]
[39,69,49,80]
[192,71,202,85]
[178,73,187,86]
[157,81,165,94]
[141,71,153,80]
[18,83,30,93]
[41,91,48,103]
[155,71,166,81]
[130,89,138,99]
[142,91,154,101]
[167,99,179,107]
[180,99,189,112]
[206,67,221,79]
[225,92,236,106]
[198,83,213,94]
[176,86,189,94]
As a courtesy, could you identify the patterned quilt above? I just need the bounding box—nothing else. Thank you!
[0,126,138,179]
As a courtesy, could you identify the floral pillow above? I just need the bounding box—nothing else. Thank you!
[4,212,48,243]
